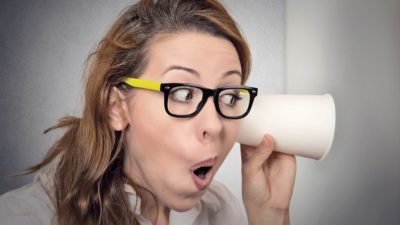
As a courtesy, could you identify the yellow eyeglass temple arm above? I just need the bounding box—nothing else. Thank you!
[124,77,250,94]
[124,78,161,91]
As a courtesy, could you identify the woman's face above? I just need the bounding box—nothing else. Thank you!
[122,31,242,211]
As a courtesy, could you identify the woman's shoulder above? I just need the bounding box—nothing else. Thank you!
[0,178,55,225]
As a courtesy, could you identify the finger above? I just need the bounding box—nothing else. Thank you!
[242,134,275,174]
[265,152,296,179]
[270,154,297,201]
[240,144,257,164]
[276,153,297,182]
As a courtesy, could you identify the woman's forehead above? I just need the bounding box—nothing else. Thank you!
[144,31,242,79]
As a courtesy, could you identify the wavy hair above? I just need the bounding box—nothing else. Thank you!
[27,0,251,224]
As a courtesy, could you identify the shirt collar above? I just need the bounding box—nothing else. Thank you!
[124,183,142,215]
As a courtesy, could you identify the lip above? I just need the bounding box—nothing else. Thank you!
[190,157,217,190]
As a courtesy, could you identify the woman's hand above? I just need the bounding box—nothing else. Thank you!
[241,134,296,225]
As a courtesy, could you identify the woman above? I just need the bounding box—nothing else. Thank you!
[0,0,296,224]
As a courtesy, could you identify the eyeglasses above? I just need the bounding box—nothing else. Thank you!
[121,78,258,119]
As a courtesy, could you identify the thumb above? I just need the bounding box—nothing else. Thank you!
[241,134,275,174]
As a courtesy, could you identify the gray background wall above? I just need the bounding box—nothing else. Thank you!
[286,0,400,224]
[1,0,399,225]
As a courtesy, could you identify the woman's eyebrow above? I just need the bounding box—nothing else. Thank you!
[162,65,199,77]
[223,69,242,77]
[162,65,242,77]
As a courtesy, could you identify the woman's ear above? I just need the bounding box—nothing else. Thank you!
[108,86,129,131]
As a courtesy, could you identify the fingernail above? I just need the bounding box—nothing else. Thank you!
[263,134,271,147]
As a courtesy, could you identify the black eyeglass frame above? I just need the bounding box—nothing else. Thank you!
[160,83,258,119]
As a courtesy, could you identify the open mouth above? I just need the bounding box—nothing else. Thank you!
[190,157,217,190]
[193,166,212,179]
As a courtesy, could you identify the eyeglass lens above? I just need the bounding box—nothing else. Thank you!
[167,86,250,117]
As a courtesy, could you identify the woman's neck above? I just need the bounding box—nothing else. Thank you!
[123,160,170,224]
[135,185,170,225]
[153,205,170,225]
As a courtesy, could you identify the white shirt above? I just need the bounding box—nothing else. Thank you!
[0,163,246,225]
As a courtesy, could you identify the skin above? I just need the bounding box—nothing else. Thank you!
[241,135,296,225]
[108,31,297,225]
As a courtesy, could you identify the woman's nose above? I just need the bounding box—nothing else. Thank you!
[196,97,223,141]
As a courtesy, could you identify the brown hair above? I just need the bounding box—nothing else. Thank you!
[27,0,251,224]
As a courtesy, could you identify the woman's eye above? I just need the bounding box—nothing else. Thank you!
[220,94,241,106]
[170,88,194,102]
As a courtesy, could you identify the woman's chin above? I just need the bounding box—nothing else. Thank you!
[171,204,197,212]
[168,196,202,212]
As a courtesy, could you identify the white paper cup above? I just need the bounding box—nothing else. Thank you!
[237,94,336,160]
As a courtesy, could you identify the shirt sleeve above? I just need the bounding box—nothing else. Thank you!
[0,181,55,225]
